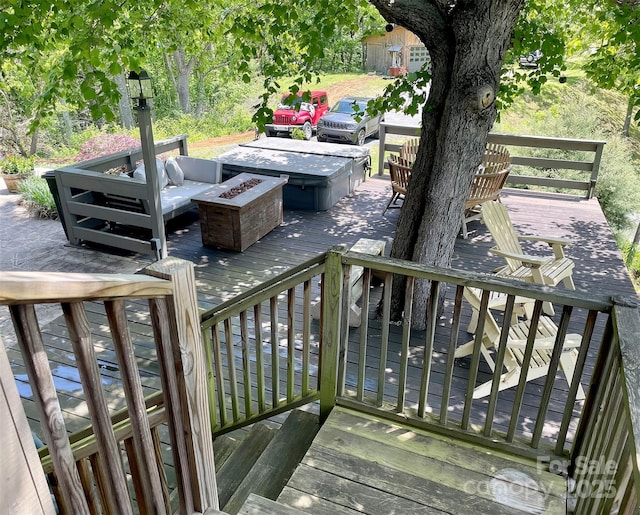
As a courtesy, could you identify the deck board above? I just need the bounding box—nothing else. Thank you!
[279,406,566,514]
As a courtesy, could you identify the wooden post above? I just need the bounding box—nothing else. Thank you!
[0,336,57,515]
[145,257,219,512]
[589,140,605,199]
[10,304,91,515]
[377,122,387,176]
[319,246,346,422]
[136,104,167,260]
[613,298,640,510]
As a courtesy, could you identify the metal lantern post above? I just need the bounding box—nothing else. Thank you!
[128,70,167,260]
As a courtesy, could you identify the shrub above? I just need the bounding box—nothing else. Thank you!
[1,154,35,175]
[74,133,140,162]
[594,136,640,230]
[18,175,57,219]
[617,236,640,291]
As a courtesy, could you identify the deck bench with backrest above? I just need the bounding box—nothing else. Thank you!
[52,135,222,256]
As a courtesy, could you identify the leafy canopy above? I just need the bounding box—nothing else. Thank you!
[1,0,637,126]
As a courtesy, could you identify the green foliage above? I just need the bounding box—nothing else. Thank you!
[229,0,374,129]
[569,0,639,113]
[17,175,58,219]
[0,155,35,175]
[315,4,386,73]
[153,111,254,141]
[499,0,568,112]
[593,137,640,230]
[617,236,640,291]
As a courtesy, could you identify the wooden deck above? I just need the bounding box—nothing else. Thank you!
[279,406,566,514]
[166,178,636,306]
[1,174,637,512]
[4,175,636,428]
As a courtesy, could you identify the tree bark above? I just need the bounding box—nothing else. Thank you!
[370,0,524,328]
[622,96,634,137]
[115,72,134,130]
[173,48,195,114]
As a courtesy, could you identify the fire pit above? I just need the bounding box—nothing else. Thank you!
[191,172,288,251]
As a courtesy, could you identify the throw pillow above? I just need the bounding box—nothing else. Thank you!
[132,157,170,189]
[165,156,185,186]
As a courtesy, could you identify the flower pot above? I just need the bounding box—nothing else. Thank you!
[1,174,29,193]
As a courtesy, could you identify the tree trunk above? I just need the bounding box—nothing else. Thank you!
[370,0,524,328]
[173,48,195,114]
[163,53,179,110]
[622,96,634,137]
[61,110,73,144]
[115,72,134,129]
[195,68,205,118]
[29,127,39,155]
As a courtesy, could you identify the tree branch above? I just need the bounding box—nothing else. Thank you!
[369,0,449,47]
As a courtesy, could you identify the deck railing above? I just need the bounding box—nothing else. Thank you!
[377,121,606,198]
[201,246,639,511]
[5,249,638,513]
[199,254,327,434]
[1,258,218,514]
[568,300,640,513]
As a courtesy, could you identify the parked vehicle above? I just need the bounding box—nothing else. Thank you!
[265,91,330,140]
[317,97,381,146]
[518,50,543,68]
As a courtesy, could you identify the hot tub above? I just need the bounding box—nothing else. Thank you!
[215,142,370,211]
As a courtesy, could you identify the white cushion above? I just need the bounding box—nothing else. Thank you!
[165,156,185,186]
[133,157,170,189]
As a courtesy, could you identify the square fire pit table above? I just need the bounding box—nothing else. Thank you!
[191,172,288,251]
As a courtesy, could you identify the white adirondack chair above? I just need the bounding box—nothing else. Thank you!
[482,200,576,289]
[455,287,585,400]
[481,200,575,315]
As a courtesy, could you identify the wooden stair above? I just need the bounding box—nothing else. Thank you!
[216,409,320,514]
[238,493,307,514]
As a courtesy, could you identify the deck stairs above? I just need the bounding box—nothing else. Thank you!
[214,409,319,514]
[222,406,568,515]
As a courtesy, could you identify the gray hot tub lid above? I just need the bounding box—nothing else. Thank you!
[216,146,352,179]
[241,138,370,160]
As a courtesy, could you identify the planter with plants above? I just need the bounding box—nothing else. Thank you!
[18,175,58,219]
[1,155,35,193]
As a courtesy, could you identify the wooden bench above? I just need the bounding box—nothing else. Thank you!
[311,238,386,327]
[51,135,222,258]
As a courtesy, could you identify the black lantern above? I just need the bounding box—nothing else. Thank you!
[127,69,153,108]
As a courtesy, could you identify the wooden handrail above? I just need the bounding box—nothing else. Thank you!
[0,272,171,303]
[377,121,605,198]
[2,257,219,514]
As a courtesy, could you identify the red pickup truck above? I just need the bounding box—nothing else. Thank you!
[265,91,330,140]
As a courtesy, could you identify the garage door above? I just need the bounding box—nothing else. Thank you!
[408,45,430,73]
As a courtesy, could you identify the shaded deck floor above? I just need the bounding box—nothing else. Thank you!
[279,406,566,514]
[1,173,637,512]
[1,175,637,487]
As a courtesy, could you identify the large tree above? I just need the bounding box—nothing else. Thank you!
[370,1,526,326]
[367,0,638,326]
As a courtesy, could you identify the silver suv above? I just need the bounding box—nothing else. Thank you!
[317,97,381,145]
